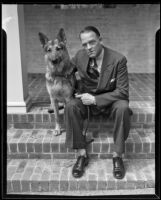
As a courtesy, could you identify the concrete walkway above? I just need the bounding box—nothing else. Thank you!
[9,188,155,196]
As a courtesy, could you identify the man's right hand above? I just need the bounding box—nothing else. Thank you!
[75,93,96,105]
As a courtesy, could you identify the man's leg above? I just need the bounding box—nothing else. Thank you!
[64,98,89,178]
[110,100,132,179]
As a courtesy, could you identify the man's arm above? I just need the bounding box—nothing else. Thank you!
[95,56,129,107]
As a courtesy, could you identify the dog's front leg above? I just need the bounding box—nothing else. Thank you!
[51,98,61,136]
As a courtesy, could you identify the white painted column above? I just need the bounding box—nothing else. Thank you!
[2,4,31,113]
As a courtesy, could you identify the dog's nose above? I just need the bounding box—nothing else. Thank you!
[52,59,58,64]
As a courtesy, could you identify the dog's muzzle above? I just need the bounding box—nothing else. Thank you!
[51,57,62,65]
[52,59,59,65]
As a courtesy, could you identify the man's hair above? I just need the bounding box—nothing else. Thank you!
[79,26,101,39]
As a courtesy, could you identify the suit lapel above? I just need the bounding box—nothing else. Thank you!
[97,47,115,89]
[100,46,114,73]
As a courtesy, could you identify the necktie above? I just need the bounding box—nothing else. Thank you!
[87,58,99,79]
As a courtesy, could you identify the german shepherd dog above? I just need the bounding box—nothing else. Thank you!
[38,28,76,136]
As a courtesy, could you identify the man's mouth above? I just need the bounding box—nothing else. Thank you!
[88,51,94,54]
[88,51,95,57]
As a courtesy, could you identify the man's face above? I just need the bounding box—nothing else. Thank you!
[80,31,102,58]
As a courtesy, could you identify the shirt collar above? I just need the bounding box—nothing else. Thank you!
[96,47,104,62]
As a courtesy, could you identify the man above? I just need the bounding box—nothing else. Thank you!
[65,26,133,179]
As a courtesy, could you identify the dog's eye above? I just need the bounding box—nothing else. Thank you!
[47,48,52,52]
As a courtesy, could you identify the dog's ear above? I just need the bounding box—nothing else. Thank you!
[38,32,49,47]
[57,28,67,44]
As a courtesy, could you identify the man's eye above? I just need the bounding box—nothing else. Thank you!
[56,46,62,51]
[82,44,87,48]
[89,41,96,45]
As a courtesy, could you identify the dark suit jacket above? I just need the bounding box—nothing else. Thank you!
[71,46,129,108]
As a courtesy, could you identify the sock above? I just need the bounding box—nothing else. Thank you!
[113,152,122,158]
[79,149,87,157]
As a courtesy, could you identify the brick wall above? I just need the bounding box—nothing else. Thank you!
[24,4,160,73]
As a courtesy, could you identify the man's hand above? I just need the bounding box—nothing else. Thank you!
[75,93,96,105]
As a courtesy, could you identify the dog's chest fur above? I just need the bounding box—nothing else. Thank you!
[46,61,74,102]
[47,77,73,102]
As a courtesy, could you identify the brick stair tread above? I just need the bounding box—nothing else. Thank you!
[28,100,155,114]
[7,158,155,193]
[7,101,155,128]
[7,128,155,159]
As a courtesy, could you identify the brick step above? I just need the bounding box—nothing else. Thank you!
[7,105,155,130]
[7,128,155,159]
[7,158,155,193]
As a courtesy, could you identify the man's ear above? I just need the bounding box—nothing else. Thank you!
[57,28,67,44]
[99,37,103,43]
[38,32,49,47]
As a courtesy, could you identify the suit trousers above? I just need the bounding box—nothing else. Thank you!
[64,98,132,154]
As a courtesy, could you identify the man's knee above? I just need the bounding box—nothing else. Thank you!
[117,105,129,113]
[65,98,87,118]
[66,98,82,110]
[113,101,130,116]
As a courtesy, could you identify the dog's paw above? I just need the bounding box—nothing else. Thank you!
[54,129,62,136]
[48,108,54,113]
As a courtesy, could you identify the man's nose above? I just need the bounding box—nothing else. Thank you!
[86,43,92,50]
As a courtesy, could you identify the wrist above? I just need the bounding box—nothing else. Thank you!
[93,96,96,105]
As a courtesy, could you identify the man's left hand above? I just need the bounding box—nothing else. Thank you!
[75,93,96,105]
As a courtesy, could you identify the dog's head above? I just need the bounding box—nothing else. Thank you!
[38,28,68,64]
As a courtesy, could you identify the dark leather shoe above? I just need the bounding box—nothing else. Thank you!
[72,155,89,178]
[113,157,125,179]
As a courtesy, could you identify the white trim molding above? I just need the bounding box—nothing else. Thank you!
[7,96,32,113]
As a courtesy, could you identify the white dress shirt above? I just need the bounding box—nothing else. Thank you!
[95,47,104,73]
